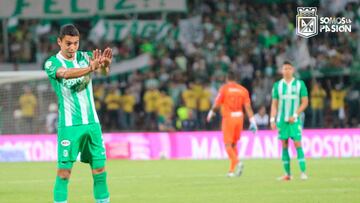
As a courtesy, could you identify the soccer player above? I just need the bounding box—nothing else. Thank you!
[207,71,257,177]
[270,61,309,181]
[44,24,112,203]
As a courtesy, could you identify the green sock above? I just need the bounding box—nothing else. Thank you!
[54,176,69,202]
[282,148,291,175]
[296,147,306,172]
[93,172,110,202]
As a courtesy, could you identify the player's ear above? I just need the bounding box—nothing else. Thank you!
[57,38,62,46]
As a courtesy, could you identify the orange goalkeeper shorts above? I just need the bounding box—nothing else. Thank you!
[221,117,244,144]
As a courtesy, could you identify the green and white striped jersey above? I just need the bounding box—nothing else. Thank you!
[44,51,99,127]
[272,78,308,123]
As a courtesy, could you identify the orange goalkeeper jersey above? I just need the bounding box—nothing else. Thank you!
[215,82,251,118]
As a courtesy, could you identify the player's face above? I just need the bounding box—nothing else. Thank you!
[57,35,80,59]
[282,64,294,79]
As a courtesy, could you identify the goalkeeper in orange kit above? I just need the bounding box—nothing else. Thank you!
[207,71,257,177]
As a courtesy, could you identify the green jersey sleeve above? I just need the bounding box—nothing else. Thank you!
[300,80,308,98]
[272,82,279,99]
[44,57,62,79]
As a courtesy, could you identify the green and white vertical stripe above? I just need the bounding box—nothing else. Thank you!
[274,79,304,123]
[53,51,99,127]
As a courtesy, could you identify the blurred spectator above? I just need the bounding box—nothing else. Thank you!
[46,103,58,133]
[198,83,212,129]
[13,109,23,134]
[156,90,174,126]
[144,71,160,90]
[175,52,187,73]
[120,88,136,130]
[346,84,360,127]
[329,82,347,128]
[252,72,267,110]
[158,113,175,132]
[19,86,37,133]
[176,103,188,130]
[143,87,161,130]
[182,83,198,114]
[104,85,121,130]
[94,84,106,122]
[181,109,197,131]
[310,81,327,128]
[254,106,269,130]
[168,81,186,107]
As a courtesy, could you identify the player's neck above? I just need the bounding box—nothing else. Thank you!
[284,77,294,84]
[60,51,75,60]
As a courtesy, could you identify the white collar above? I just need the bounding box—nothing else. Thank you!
[57,51,76,62]
[283,78,295,85]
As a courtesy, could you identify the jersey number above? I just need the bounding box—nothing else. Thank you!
[228,95,241,111]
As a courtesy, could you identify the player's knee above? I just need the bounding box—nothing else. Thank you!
[281,140,289,148]
[91,159,106,174]
[57,169,71,179]
[92,167,106,174]
[294,141,302,148]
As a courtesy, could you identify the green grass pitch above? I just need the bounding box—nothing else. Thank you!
[0,159,359,203]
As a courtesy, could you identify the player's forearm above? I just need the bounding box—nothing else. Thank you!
[295,98,309,115]
[210,104,220,112]
[270,100,278,122]
[57,67,93,79]
[244,103,255,118]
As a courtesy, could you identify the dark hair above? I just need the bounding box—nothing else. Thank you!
[58,24,80,39]
[227,70,238,81]
[283,60,293,66]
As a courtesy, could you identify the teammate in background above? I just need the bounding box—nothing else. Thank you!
[207,71,257,177]
[44,24,112,203]
[270,61,309,181]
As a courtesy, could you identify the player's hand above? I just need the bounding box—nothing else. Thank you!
[270,122,277,130]
[249,123,258,133]
[288,117,295,123]
[90,49,101,71]
[206,110,215,122]
[100,47,113,68]
[249,117,258,133]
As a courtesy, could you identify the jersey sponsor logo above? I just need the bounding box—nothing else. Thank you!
[62,76,90,91]
[45,61,52,69]
[63,77,84,88]
[61,140,71,147]
[281,95,298,99]
[79,61,87,67]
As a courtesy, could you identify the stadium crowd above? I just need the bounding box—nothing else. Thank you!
[0,0,359,134]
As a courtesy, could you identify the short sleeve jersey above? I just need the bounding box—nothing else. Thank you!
[214,82,251,118]
[44,51,99,127]
[272,78,308,123]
